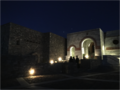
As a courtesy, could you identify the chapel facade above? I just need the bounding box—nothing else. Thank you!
[66,28,119,61]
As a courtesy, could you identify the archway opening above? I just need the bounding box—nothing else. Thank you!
[70,46,75,57]
[81,38,95,59]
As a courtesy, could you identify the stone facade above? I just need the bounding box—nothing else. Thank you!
[104,30,120,56]
[1,22,119,64]
[49,33,66,61]
[1,22,66,63]
[66,28,120,62]
[66,28,101,60]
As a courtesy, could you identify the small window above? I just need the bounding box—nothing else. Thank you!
[16,40,20,45]
[113,40,119,45]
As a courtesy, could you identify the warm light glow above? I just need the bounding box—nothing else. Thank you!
[82,48,84,54]
[95,54,98,56]
[88,43,90,47]
[102,46,105,55]
[58,57,62,61]
[85,55,89,59]
[29,68,35,75]
[50,60,54,64]
[118,57,120,60]
[55,61,57,63]
[103,46,104,50]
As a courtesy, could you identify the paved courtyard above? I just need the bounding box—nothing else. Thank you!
[1,71,119,89]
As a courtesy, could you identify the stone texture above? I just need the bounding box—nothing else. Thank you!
[66,28,101,59]
[1,22,66,63]
[80,59,102,69]
[49,33,66,61]
[100,29,105,60]
[103,55,119,65]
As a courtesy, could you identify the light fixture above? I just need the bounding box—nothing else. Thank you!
[58,57,62,61]
[50,60,54,64]
[85,54,89,59]
[55,61,57,63]
[29,68,35,75]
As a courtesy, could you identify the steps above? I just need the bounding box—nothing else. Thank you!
[103,55,120,65]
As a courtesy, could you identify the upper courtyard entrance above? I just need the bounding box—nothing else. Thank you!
[81,38,95,59]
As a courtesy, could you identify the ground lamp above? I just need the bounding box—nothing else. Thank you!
[29,68,35,75]
[58,57,62,61]
[85,54,89,59]
[50,60,54,64]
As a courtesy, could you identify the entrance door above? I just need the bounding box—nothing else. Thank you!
[88,42,94,59]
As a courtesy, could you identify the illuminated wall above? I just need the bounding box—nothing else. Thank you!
[67,28,101,60]
[104,30,120,56]
[100,29,105,60]
[70,46,75,57]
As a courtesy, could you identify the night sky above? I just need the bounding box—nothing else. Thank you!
[1,1,119,38]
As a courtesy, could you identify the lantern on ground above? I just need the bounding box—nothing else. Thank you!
[29,68,35,75]
[85,55,89,59]
[50,60,54,64]
[58,57,62,61]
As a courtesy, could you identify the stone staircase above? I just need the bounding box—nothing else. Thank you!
[103,55,120,66]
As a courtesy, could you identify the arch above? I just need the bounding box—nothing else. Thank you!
[79,36,100,50]
[67,45,77,51]
[67,36,100,52]
[81,38,95,59]
[70,46,75,57]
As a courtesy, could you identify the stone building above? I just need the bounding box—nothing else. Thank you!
[1,22,119,65]
[1,22,67,63]
[66,28,120,65]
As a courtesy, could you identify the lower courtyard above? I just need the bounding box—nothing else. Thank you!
[1,70,119,89]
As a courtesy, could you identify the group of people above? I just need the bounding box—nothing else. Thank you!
[69,55,79,63]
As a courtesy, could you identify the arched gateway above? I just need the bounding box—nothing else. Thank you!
[66,28,103,60]
[81,38,95,59]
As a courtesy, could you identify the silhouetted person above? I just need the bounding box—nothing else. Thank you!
[69,56,73,63]
[76,55,80,68]
[76,55,79,63]
[73,57,75,62]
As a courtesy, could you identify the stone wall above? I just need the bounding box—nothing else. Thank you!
[100,29,105,60]
[1,23,10,55]
[1,55,36,79]
[9,23,43,58]
[103,55,120,65]
[80,59,102,69]
[49,33,66,61]
[67,28,101,59]
[1,22,67,63]
[104,30,119,56]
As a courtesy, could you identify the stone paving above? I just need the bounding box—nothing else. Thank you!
[1,71,119,89]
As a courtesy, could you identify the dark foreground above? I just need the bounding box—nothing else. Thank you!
[0,71,120,90]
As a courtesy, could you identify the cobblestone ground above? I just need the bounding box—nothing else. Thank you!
[39,79,119,89]
[36,71,119,89]
[23,74,69,84]
[1,71,119,89]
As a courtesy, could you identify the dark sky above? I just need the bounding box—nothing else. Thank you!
[1,1,119,38]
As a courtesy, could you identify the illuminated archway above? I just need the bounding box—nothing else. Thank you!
[81,38,95,59]
[70,46,75,57]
